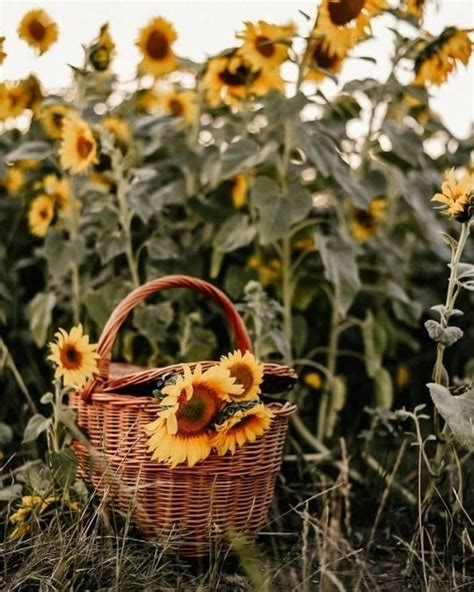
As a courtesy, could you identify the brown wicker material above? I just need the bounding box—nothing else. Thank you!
[70,275,297,557]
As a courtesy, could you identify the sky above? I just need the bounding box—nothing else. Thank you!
[0,0,473,138]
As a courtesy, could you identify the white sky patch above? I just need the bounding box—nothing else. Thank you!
[0,0,472,138]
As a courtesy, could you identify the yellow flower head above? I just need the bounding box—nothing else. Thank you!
[158,89,197,124]
[212,402,273,456]
[47,324,100,388]
[237,20,296,72]
[432,168,472,222]
[305,372,323,389]
[396,364,410,390]
[352,197,387,241]
[305,38,346,82]
[314,0,387,58]
[59,116,98,174]
[2,166,24,194]
[219,350,264,401]
[230,174,248,208]
[135,88,161,113]
[102,116,131,151]
[28,194,55,237]
[136,17,178,77]
[89,23,116,72]
[0,36,6,65]
[40,103,74,139]
[402,0,425,21]
[144,363,243,467]
[202,54,283,107]
[42,174,72,212]
[415,28,472,86]
[18,9,58,55]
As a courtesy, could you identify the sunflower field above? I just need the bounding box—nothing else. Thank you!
[0,1,473,589]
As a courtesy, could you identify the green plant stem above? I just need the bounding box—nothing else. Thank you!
[281,233,293,363]
[50,380,62,454]
[0,339,38,416]
[317,299,340,440]
[71,264,81,325]
[115,159,140,289]
[421,221,471,515]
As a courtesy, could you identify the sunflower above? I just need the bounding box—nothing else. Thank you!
[247,255,282,286]
[9,495,81,540]
[414,28,472,86]
[202,54,283,107]
[305,38,346,82]
[230,174,248,208]
[136,17,178,77]
[40,104,73,139]
[89,23,116,72]
[17,9,58,55]
[314,0,387,58]
[28,195,55,237]
[305,372,323,389]
[42,174,72,212]
[145,363,242,467]
[102,116,131,151]
[212,402,273,456]
[237,20,296,71]
[48,324,99,388]
[352,198,386,241]
[4,82,30,118]
[395,364,410,390]
[158,89,197,123]
[432,168,472,222]
[219,350,264,401]
[0,36,6,65]
[59,116,98,174]
[2,166,24,194]
[402,0,425,21]
[135,88,161,113]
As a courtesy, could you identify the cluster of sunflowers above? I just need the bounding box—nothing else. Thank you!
[144,352,273,467]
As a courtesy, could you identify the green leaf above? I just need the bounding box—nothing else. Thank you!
[361,311,386,378]
[28,292,56,347]
[425,320,463,346]
[22,413,52,443]
[84,279,131,328]
[6,141,53,162]
[146,235,180,260]
[220,140,278,179]
[428,383,474,451]
[96,229,127,264]
[374,368,393,409]
[0,422,13,446]
[133,302,174,342]
[381,121,424,166]
[251,176,312,244]
[213,214,257,253]
[317,234,360,317]
[41,231,86,280]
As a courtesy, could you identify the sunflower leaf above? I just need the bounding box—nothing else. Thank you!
[28,292,57,347]
[22,413,52,443]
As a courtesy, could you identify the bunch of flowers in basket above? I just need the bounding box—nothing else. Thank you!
[144,351,273,467]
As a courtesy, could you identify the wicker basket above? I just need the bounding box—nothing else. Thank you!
[70,275,297,557]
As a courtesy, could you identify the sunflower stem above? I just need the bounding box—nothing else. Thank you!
[51,379,62,454]
[420,221,471,521]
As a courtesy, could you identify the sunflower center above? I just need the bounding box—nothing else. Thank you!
[232,414,256,431]
[312,42,337,69]
[29,19,47,42]
[176,386,220,434]
[52,112,64,130]
[168,98,184,116]
[354,209,374,229]
[145,30,169,60]
[255,35,276,58]
[219,64,255,87]
[229,364,254,394]
[60,344,83,370]
[76,136,93,160]
[39,208,50,220]
[328,0,366,26]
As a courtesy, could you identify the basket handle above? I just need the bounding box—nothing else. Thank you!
[81,275,252,400]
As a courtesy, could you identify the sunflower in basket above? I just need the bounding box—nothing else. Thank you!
[145,351,272,467]
[145,363,242,467]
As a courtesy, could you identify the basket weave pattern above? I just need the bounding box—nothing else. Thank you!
[71,276,296,556]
